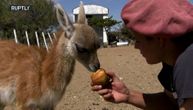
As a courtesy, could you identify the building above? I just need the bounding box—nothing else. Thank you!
[73,4,108,46]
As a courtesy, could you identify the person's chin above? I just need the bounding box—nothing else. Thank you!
[146,59,160,65]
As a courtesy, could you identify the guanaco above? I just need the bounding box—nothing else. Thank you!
[0,2,100,110]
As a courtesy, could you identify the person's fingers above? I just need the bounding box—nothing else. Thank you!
[103,92,112,99]
[91,85,102,91]
[112,81,126,90]
[106,72,120,82]
[112,81,121,86]
[98,89,114,102]
[105,71,115,77]
[97,89,111,95]
[103,93,116,103]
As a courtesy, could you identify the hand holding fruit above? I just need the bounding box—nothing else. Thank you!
[91,70,130,103]
[90,68,110,87]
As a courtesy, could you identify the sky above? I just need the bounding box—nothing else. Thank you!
[55,0,193,21]
[55,0,128,21]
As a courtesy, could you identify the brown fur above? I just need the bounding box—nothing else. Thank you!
[0,2,100,110]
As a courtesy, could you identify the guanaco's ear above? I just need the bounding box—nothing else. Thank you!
[55,4,74,39]
[77,1,88,24]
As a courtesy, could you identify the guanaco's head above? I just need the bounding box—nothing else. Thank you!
[55,2,100,72]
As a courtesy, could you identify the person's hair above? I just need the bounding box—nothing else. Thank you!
[171,31,193,52]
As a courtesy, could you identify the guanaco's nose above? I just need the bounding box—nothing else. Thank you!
[89,63,100,72]
[94,63,100,71]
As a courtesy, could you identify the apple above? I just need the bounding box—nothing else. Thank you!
[91,68,110,86]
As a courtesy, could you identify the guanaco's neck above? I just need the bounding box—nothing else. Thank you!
[41,31,75,93]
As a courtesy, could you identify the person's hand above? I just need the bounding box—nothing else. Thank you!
[91,72,130,103]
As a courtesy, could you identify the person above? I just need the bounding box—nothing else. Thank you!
[91,0,193,110]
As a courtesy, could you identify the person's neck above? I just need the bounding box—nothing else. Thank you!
[162,47,183,66]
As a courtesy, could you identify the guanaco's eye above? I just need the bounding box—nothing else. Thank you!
[75,44,89,53]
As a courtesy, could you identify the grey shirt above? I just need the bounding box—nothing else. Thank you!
[174,43,193,105]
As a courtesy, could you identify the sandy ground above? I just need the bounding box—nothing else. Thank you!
[56,45,163,110]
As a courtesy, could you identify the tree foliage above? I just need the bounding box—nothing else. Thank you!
[88,16,123,45]
[107,23,135,45]
[0,0,57,44]
[88,16,121,33]
[120,24,135,41]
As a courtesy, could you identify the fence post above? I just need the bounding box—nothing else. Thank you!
[25,31,30,46]
[13,29,19,43]
[47,32,53,44]
[53,33,57,40]
[35,31,40,47]
[42,32,48,52]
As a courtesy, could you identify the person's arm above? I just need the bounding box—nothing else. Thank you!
[127,90,178,110]
[179,99,193,110]
[143,92,178,110]
[92,72,178,110]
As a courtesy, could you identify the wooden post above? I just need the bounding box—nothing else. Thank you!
[13,29,19,43]
[25,31,30,46]
[42,32,48,51]
[47,32,53,44]
[35,31,40,47]
[53,33,57,40]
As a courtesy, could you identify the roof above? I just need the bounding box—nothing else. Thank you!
[73,4,108,15]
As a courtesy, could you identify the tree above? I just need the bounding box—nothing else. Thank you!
[0,0,57,44]
[88,16,121,45]
[88,16,121,34]
[119,24,135,44]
